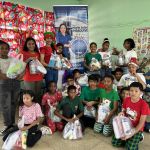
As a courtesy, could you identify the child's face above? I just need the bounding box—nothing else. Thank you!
[0,44,9,57]
[60,25,66,34]
[104,77,113,89]
[23,94,33,106]
[121,90,130,99]
[123,41,131,50]
[27,40,35,52]
[56,46,63,54]
[68,89,76,100]
[115,71,123,81]
[129,87,142,100]
[67,78,74,86]
[90,44,97,53]
[74,72,81,80]
[128,64,137,74]
[103,43,109,51]
[88,80,97,89]
[49,83,56,94]
[45,38,52,45]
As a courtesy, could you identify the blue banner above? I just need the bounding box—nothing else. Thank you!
[53,5,88,71]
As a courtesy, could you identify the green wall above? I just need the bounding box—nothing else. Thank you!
[5,0,150,49]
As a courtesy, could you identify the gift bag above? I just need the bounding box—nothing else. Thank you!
[48,100,61,122]
[77,74,88,86]
[97,99,111,123]
[90,58,101,70]
[48,53,56,68]
[2,130,21,150]
[63,118,83,140]
[113,116,133,139]
[6,54,26,79]
[29,59,47,74]
[84,106,96,118]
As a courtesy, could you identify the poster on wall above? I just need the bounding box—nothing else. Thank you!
[53,5,88,71]
[133,27,150,60]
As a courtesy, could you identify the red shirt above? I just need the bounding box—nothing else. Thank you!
[21,51,43,82]
[40,46,52,64]
[42,92,62,117]
[123,97,149,131]
[98,82,105,89]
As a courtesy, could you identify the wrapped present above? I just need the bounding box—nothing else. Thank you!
[97,99,111,123]
[6,54,26,79]
[48,53,57,68]
[113,116,133,139]
[90,58,101,70]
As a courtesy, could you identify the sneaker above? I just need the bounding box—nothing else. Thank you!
[0,125,14,136]
[140,133,144,142]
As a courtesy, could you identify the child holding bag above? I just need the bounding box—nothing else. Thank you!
[3,90,43,147]
[0,40,22,135]
[42,81,63,133]
[21,37,43,102]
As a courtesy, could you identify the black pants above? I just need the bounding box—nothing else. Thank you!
[81,116,95,129]
[3,125,42,147]
[62,104,85,132]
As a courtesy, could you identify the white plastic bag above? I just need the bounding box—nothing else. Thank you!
[6,54,26,79]
[84,106,96,118]
[40,126,52,135]
[90,58,101,70]
[18,116,25,128]
[63,118,83,140]
[48,53,56,68]
[77,73,88,86]
[2,130,21,150]
[113,116,133,139]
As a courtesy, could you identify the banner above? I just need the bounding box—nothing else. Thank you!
[53,5,88,71]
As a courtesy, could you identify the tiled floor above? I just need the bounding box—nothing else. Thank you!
[0,114,150,150]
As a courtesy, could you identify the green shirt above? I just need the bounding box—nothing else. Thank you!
[99,88,119,110]
[57,96,84,114]
[85,52,102,65]
[80,86,101,102]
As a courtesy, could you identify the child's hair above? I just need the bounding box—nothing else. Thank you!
[56,43,64,49]
[102,38,110,45]
[19,90,36,106]
[123,38,135,49]
[88,74,99,82]
[113,67,123,75]
[120,86,130,94]
[23,37,39,52]
[129,82,143,91]
[67,85,76,93]
[48,81,56,87]
[73,69,81,76]
[90,42,97,48]
[104,74,114,81]
[0,40,10,49]
[66,75,74,81]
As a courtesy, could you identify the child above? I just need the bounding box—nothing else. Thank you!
[54,85,84,130]
[73,69,81,82]
[63,75,81,97]
[0,40,22,135]
[118,58,146,90]
[112,82,149,150]
[120,87,130,103]
[94,75,119,136]
[98,38,112,78]
[84,42,102,75]
[3,90,43,147]
[112,67,123,87]
[42,81,63,133]
[21,37,43,102]
[80,74,101,128]
[40,32,56,87]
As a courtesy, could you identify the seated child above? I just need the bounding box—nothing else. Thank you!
[112,82,149,150]
[80,74,101,128]
[118,58,146,90]
[3,90,43,148]
[54,85,84,131]
[73,69,81,82]
[94,75,119,136]
[62,75,81,97]
[42,81,63,133]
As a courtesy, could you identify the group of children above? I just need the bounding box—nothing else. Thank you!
[0,33,150,149]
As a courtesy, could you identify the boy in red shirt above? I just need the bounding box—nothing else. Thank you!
[112,82,149,150]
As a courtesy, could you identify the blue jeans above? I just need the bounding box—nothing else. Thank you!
[45,69,58,88]
[100,68,112,79]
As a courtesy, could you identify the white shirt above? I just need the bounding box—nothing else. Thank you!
[0,57,12,74]
[118,73,146,87]
[123,49,137,64]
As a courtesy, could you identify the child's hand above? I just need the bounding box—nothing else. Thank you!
[103,115,110,124]
[20,126,29,131]
[121,129,135,140]
[86,101,94,107]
